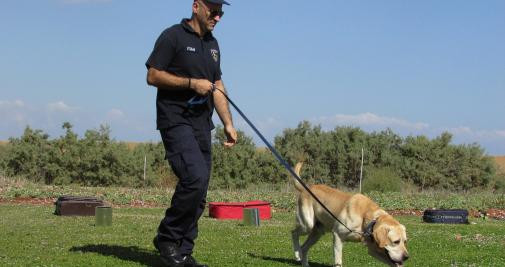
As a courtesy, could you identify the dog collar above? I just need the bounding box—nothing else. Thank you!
[363,219,376,240]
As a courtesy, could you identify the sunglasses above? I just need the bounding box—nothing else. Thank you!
[199,1,224,18]
[209,9,224,18]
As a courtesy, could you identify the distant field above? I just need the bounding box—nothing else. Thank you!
[125,142,140,150]
[495,156,505,173]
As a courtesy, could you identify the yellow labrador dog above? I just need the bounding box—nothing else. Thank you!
[291,163,409,267]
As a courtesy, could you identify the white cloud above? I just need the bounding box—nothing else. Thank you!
[314,112,430,131]
[2,102,504,154]
[496,130,505,138]
[312,113,505,142]
[0,99,25,109]
[0,99,28,125]
[47,101,78,112]
[60,0,112,4]
[228,112,505,148]
[444,126,473,135]
[0,99,157,142]
[250,116,282,131]
[443,127,505,140]
[0,100,30,138]
[105,108,124,120]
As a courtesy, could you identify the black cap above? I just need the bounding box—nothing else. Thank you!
[205,0,230,5]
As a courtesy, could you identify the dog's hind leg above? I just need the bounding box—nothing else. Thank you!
[332,232,343,267]
[291,226,303,262]
[300,223,324,267]
[293,197,315,262]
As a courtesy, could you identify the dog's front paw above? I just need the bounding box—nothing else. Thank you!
[294,251,301,261]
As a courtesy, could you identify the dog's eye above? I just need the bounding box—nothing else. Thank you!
[393,240,401,245]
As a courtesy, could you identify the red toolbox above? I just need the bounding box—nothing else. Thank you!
[209,200,271,220]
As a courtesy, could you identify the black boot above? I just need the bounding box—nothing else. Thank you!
[153,236,186,267]
[182,255,208,267]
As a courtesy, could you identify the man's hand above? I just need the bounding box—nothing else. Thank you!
[223,124,237,147]
[190,78,214,95]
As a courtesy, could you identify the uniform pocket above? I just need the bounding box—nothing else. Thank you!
[166,152,188,180]
[194,129,212,153]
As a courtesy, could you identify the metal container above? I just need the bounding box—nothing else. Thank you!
[243,208,260,226]
[95,206,112,226]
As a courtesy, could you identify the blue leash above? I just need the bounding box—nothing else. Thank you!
[209,86,362,235]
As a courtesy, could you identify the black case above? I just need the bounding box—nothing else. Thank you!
[54,196,105,216]
[423,209,469,224]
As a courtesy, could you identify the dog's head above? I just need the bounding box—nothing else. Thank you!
[366,214,409,267]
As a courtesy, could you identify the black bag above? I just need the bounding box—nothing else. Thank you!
[54,196,105,216]
[423,209,469,224]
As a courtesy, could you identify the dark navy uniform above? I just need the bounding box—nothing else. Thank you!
[145,18,222,256]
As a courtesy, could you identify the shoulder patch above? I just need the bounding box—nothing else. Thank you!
[210,49,219,62]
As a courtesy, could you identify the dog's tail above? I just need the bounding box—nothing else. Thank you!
[291,162,305,192]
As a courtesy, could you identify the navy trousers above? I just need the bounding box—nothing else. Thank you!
[158,125,212,256]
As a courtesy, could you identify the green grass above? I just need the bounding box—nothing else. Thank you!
[1,204,504,266]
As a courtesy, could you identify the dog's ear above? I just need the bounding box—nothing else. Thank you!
[400,224,407,241]
[373,225,390,249]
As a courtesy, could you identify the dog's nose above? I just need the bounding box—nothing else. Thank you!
[403,253,409,261]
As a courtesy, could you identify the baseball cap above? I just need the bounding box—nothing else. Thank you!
[205,0,230,5]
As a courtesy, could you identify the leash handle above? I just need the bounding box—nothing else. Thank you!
[213,87,361,235]
[187,84,217,107]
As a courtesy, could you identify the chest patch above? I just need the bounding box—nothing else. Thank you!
[186,46,196,52]
[210,49,219,62]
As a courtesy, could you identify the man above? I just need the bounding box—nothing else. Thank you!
[145,0,237,266]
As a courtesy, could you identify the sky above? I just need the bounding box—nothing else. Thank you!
[1,0,504,155]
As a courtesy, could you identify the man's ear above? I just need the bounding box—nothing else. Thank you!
[373,225,390,248]
[192,1,199,14]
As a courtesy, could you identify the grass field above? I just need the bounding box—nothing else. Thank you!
[1,204,504,267]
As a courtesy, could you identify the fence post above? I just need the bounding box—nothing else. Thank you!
[143,155,147,181]
[359,148,364,193]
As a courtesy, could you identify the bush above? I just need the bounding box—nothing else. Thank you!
[0,121,500,191]
[362,167,403,193]
[210,126,283,189]
[0,142,9,175]
[1,123,168,187]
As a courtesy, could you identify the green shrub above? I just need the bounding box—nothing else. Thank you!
[0,121,500,191]
[1,123,169,187]
[362,167,402,193]
[0,143,9,175]
[493,173,505,193]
